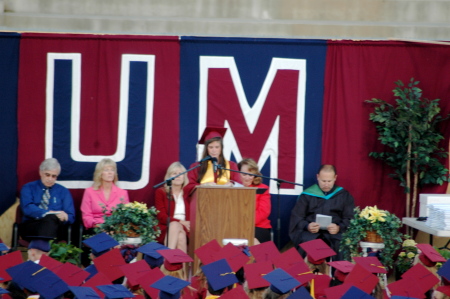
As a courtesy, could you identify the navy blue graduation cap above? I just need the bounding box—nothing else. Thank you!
[151,275,190,299]
[28,239,51,252]
[29,267,70,299]
[341,286,375,299]
[262,268,300,295]
[97,284,135,299]
[69,286,101,299]
[83,232,119,257]
[286,286,313,299]
[201,258,238,291]
[137,242,169,268]
[0,243,9,254]
[6,261,42,291]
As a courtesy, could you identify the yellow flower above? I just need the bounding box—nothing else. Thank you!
[402,239,417,247]
[399,252,406,257]
[407,252,416,259]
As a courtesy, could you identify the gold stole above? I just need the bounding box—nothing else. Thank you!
[200,160,231,185]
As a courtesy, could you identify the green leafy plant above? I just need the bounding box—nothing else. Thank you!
[366,78,450,218]
[394,239,418,275]
[49,241,83,266]
[340,206,404,269]
[95,201,160,244]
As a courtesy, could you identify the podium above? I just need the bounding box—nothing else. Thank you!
[189,185,256,273]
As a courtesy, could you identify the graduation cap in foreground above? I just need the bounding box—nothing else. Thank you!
[416,243,446,267]
[151,275,190,299]
[262,268,300,295]
[83,232,119,257]
[69,286,101,299]
[136,242,169,269]
[97,284,135,299]
[300,239,336,265]
[201,258,238,292]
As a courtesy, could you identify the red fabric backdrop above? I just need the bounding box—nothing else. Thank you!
[322,40,450,218]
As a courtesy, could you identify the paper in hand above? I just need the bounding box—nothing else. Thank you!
[316,214,332,229]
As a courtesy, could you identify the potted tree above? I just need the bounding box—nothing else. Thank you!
[366,78,450,218]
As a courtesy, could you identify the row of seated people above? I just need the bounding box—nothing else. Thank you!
[18,126,272,255]
[2,231,450,298]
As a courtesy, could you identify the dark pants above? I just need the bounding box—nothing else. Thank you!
[19,214,65,241]
[255,227,271,243]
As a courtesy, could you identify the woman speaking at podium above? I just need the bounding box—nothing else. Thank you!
[184,126,242,197]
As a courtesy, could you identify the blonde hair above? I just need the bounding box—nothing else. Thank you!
[164,162,188,193]
[161,264,187,281]
[238,158,263,185]
[92,158,118,190]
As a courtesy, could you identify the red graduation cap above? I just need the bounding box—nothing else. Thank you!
[353,256,387,274]
[194,239,222,265]
[327,261,355,282]
[310,274,331,298]
[54,262,90,286]
[213,243,249,272]
[39,255,64,272]
[0,250,23,282]
[387,277,426,298]
[198,127,227,144]
[249,241,281,264]
[299,239,336,265]
[119,259,152,287]
[219,284,250,298]
[136,267,165,299]
[344,263,379,294]
[416,243,446,267]
[285,261,314,287]
[273,247,304,270]
[401,263,440,295]
[93,248,127,282]
[324,283,353,299]
[157,248,193,271]
[243,261,273,289]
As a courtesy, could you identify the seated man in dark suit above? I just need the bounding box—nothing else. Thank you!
[289,164,355,260]
[19,158,75,241]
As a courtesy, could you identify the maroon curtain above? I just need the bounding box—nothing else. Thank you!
[322,40,450,218]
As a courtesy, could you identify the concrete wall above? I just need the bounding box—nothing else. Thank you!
[0,0,449,40]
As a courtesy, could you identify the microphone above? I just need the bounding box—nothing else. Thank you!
[199,155,212,163]
[211,157,218,173]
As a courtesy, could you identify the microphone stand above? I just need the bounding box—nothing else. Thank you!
[217,165,302,249]
[153,160,207,247]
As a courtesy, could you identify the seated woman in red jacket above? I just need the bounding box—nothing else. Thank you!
[238,158,272,243]
[155,161,190,253]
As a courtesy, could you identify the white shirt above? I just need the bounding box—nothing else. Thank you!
[173,192,185,221]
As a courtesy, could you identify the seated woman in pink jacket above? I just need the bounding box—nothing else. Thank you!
[81,158,130,230]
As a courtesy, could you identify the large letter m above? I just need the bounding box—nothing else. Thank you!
[198,56,305,195]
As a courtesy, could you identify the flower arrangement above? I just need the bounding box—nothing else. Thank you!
[95,201,161,244]
[394,239,418,275]
[340,206,404,269]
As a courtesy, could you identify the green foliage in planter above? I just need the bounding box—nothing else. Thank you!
[394,239,418,275]
[366,78,450,217]
[49,240,83,266]
[340,206,404,269]
[95,201,160,244]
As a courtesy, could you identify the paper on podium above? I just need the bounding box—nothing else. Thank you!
[316,214,332,229]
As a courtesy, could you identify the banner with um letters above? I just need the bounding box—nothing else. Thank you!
[17,33,180,209]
